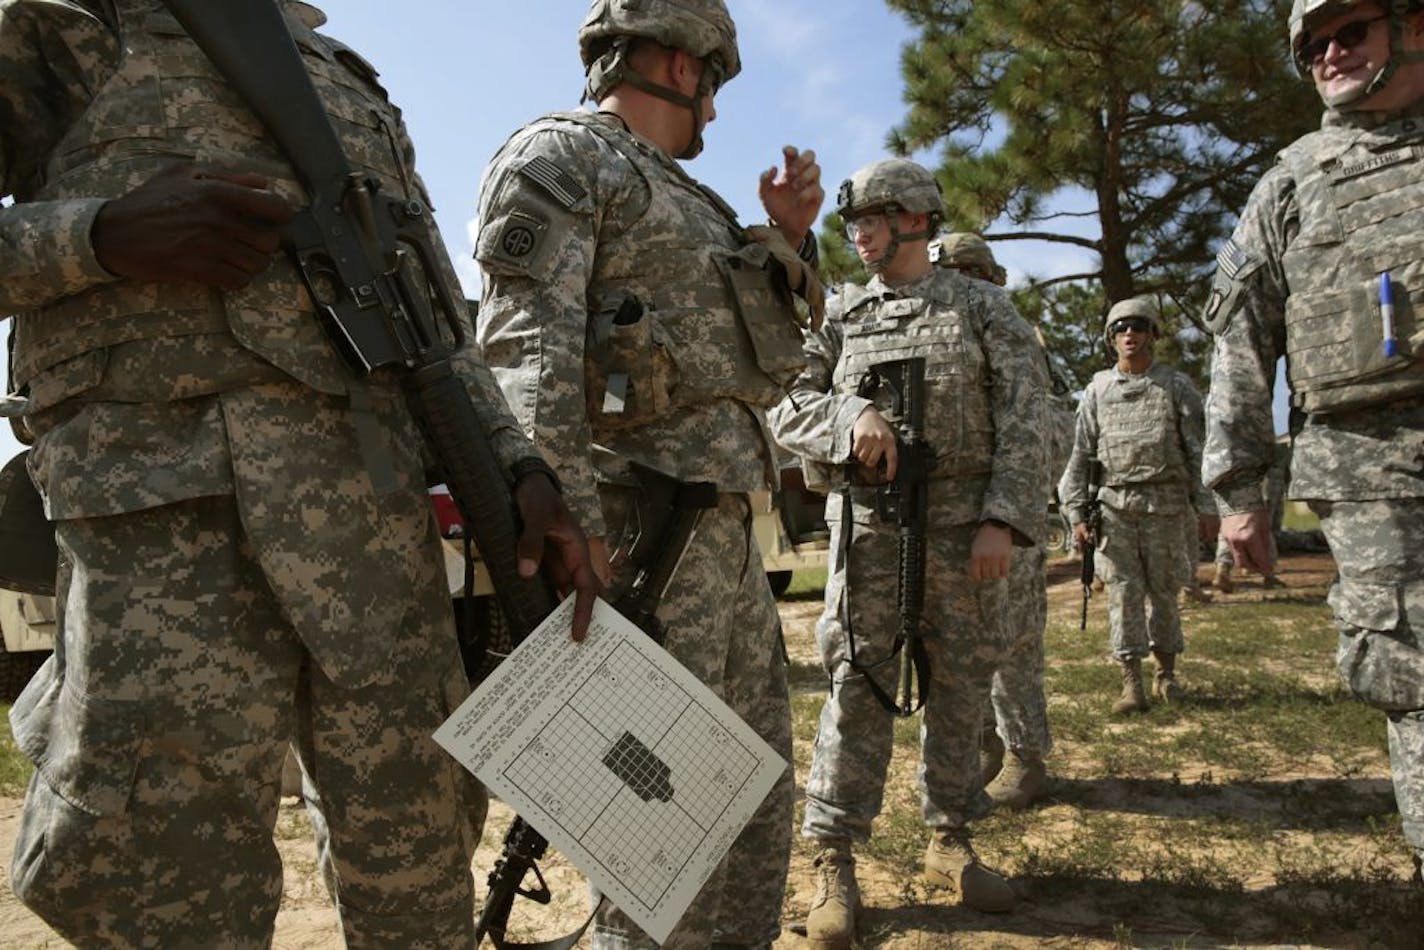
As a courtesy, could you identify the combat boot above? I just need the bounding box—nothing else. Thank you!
[1181,578,1212,604]
[1151,650,1183,702]
[805,838,859,949]
[1111,657,1150,714]
[980,723,1006,786]
[1261,572,1285,590]
[1213,563,1234,593]
[924,827,1015,912]
[985,750,1049,811]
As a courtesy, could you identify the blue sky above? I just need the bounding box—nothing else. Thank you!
[2,1,1287,465]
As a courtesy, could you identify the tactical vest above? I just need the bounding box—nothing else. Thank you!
[1278,118,1424,414]
[13,0,416,410]
[545,113,806,430]
[831,273,995,480]
[1092,366,1187,487]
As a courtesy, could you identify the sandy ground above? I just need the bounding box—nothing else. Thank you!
[2,552,1418,948]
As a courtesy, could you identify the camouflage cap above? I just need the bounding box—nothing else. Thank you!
[937,232,1007,285]
[1103,295,1163,343]
[579,0,741,99]
[835,158,943,220]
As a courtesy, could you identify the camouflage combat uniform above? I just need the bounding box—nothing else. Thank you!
[768,266,1048,841]
[0,2,539,945]
[1060,363,1213,660]
[1202,104,1424,867]
[474,110,799,949]
[990,387,1073,760]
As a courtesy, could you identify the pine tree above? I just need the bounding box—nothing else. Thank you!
[827,0,1320,388]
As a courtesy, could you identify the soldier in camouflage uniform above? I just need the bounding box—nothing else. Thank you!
[938,233,1062,811]
[1203,0,1424,882]
[474,1,825,946]
[769,163,1049,947]
[0,2,598,946]
[1060,297,1218,714]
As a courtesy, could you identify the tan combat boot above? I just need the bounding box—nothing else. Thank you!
[980,723,1006,786]
[1111,657,1150,714]
[1213,563,1234,593]
[806,838,859,950]
[1152,650,1183,702]
[985,750,1049,811]
[923,827,1015,912]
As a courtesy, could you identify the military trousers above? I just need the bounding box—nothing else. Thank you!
[8,495,479,949]
[590,492,793,950]
[802,516,1007,842]
[1315,497,1424,858]
[1099,507,1188,660]
[986,544,1052,758]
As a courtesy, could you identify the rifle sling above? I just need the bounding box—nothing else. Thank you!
[837,486,928,718]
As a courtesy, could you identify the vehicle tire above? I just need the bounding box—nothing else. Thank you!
[0,644,48,703]
[766,570,794,598]
[1043,512,1074,554]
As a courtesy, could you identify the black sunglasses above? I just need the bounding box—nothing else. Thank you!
[1295,14,1387,71]
[1110,317,1153,336]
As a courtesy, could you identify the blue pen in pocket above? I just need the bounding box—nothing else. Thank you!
[1379,270,1398,358]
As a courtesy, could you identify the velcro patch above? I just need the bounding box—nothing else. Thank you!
[1216,238,1252,280]
[518,156,587,211]
[488,210,548,270]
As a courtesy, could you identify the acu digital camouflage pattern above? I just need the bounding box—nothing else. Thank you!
[768,265,1049,839]
[834,157,942,218]
[935,231,1008,286]
[1203,92,1424,865]
[0,1,538,944]
[1061,361,1212,659]
[578,0,741,100]
[592,490,793,949]
[475,104,800,947]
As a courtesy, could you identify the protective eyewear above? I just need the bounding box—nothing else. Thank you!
[1295,14,1387,71]
[844,213,888,241]
[1110,317,1154,336]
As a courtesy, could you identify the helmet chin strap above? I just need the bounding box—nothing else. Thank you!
[616,60,716,159]
[865,215,934,275]
[1325,6,1424,109]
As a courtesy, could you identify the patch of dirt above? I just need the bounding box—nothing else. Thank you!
[3,553,1419,948]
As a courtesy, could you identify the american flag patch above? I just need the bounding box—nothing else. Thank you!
[1216,239,1250,279]
[518,156,587,210]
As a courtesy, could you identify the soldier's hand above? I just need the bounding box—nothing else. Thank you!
[513,472,601,642]
[92,163,294,290]
[851,407,898,481]
[1072,521,1092,551]
[970,521,1013,580]
[759,146,823,246]
[1221,509,1273,577]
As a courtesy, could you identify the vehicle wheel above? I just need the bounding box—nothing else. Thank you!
[766,570,794,598]
[0,644,48,702]
[1043,513,1074,554]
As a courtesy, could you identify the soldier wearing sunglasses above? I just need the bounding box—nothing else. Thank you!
[1060,298,1216,715]
[1202,0,1424,883]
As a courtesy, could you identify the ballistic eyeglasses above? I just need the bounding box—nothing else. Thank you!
[1295,14,1387,71]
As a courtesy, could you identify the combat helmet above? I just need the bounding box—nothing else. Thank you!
[1289,0,1424,108]
[836,159,943,273]
[1102,295,1164,346]
[936,232,1007,286]
[579,0,740,158]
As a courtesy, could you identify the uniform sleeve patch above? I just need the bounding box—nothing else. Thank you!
[476,209,554,278]
[1216,238,1252,279]
[517,156,588,211]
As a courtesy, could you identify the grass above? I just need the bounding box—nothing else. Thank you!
[0,701,33,796]
[783,554,1422,947]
